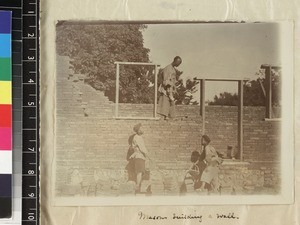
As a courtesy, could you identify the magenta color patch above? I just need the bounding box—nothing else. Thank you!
[0,128,12,150]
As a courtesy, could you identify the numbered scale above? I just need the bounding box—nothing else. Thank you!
[22,0,39,224]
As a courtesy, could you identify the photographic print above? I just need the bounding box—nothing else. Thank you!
[53,21,293,205]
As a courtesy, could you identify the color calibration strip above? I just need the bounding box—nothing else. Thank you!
[0,10,13,219]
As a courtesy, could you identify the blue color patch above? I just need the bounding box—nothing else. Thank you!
[0,11,12,34]
[0,34,11,57]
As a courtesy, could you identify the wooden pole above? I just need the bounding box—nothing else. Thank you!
[199,81,201,116]
[200,79,205,134]
[115,63,119,118]
[154,65,158,118]
[265,66,272,119]
[238,80,244,160]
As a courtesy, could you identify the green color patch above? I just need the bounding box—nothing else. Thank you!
[0,58,11,81]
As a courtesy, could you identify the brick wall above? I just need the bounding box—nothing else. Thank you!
[111,104,280,162]
[55,56,281,196]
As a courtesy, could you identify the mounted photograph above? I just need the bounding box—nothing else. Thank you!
[52,21,294,206]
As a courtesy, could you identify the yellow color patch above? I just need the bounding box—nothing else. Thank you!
[0,81,12,104]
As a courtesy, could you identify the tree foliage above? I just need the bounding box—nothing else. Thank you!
[56,23,152,103]
[209,92,239,106]
[175,78,199,105]
[56,23,201,104]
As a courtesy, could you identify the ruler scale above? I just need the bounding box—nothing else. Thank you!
[22,0,40,224]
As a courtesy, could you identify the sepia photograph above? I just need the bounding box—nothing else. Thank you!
[52,21,293,205]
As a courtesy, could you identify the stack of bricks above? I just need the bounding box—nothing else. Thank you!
[55,55,281,196]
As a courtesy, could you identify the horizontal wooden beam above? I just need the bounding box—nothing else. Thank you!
[115,117,160,120]
[114,62,160,66]
[264,118,281,122]
[194,78,250,82]
[260,64,281,69]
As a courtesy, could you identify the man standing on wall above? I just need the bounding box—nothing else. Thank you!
[157,56,182,120]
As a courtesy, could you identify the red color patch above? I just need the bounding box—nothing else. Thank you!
[0,105,11,128]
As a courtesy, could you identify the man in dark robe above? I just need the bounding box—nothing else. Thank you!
[157,56,182,120]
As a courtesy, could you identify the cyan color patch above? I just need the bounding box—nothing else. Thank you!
[0,34,11,57]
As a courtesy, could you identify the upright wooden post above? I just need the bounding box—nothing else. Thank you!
[238,80,244,160]
[265,66,272,119]
[200,79,206,134]
[115,63,119,118]
[154,65,158,118]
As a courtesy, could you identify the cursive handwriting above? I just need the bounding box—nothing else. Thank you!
[138,211,239,222]
[173,213,202,222]
[216,213,239,219]
[139,211,167,220]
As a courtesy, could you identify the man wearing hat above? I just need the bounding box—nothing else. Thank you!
[129,123,149,192]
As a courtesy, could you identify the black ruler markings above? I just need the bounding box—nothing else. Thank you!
[21,0,39,224]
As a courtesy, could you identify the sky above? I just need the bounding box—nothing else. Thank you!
[142,23,281,101]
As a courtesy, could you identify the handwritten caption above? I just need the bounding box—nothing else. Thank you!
[138,211,239,223]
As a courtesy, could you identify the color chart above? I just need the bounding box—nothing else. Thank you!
[0,10,12,219]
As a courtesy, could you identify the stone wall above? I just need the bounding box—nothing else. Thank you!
[55,56,281,196]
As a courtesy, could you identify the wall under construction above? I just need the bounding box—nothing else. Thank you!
[55,56,281,196]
